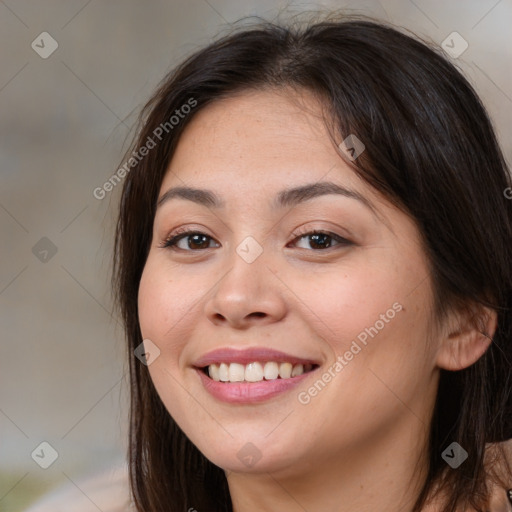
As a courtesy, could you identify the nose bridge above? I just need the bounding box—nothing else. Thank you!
[204,232,286,327]
[222,233,269,304]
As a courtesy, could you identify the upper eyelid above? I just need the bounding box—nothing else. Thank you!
[162,220,354,240]
[163,226,347,240]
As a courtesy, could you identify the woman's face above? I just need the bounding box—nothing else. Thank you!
[138,89,441,476]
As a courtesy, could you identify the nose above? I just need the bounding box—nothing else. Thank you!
[203,245,287,329]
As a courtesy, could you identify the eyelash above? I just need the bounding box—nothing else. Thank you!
[159,226,353,252]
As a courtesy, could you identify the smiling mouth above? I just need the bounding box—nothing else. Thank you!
[200,361,319,383]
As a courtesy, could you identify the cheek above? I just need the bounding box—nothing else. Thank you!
[289,262,403,348]
[289,255,433,381]
[138,265,168,342]
[137,259,218,444]
[290,267,434,442]
[137,260,191,361]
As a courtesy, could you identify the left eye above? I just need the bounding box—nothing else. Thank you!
[289,231,351,250]
[161,230,350,252]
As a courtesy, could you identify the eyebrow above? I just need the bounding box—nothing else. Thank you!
[157,181,377,214]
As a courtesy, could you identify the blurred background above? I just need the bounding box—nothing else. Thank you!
[1,0,511,510]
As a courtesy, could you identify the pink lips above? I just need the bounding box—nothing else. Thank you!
[192,347,321,404]
[196,369,314,403]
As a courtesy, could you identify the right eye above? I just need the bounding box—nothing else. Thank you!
[160,230,220,251]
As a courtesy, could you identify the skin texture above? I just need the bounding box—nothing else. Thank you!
[137,89,497,512]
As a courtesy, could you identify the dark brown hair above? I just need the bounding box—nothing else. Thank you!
[112,14,512,512]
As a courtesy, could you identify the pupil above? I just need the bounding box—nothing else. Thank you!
[190,234,209,249]
[311,233,330,249]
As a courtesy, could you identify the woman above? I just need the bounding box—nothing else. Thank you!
[112,14,512,512]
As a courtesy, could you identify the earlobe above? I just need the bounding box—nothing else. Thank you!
[435,306,497,371]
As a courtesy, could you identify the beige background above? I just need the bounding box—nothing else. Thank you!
[1,0,511,510]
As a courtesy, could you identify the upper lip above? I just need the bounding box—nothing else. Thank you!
[193,347,321,368]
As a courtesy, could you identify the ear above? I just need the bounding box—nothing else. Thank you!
[436,304,498,371]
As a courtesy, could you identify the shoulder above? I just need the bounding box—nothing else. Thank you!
[24,464,135,512]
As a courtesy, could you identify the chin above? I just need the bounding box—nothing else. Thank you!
[193,436,306,475]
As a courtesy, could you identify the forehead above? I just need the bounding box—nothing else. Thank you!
[161,88,365,194]
[183,88,327,139]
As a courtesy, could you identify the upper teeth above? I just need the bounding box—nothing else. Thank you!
[207,362,313,382]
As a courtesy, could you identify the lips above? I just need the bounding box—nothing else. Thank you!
[192,347,321,403]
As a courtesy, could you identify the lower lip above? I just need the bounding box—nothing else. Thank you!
[195,368,316,404]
